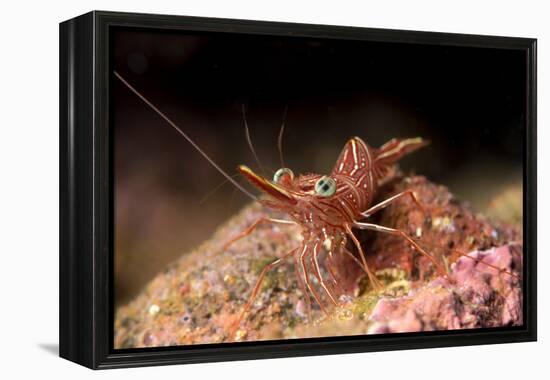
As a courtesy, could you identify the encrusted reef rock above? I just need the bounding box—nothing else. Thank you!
[114,176,523,348]
[368,244,522,333]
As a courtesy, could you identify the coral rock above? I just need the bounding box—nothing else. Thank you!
[114,176,523,348]
[368,243,523,333]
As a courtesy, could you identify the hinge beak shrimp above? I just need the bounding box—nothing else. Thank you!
[224,136,449,336]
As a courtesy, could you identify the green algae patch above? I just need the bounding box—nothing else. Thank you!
[251,257,274,275]
[352,294,381,319]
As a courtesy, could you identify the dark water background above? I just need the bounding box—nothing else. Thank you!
[113,27,525,305]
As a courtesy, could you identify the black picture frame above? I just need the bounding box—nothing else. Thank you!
[59,10,537,369]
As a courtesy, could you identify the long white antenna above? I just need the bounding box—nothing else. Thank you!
[113,71,257,201]
[277,105,289,168]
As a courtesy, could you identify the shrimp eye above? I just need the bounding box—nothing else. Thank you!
[273,168,294,184]
[314,176,336,197]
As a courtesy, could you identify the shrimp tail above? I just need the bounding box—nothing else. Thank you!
[374,137,429,182]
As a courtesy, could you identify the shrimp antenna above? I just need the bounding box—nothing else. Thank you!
[199,172,242,205]
[277,105,289,168]
[113,71,257,202]
[241,105,266,176]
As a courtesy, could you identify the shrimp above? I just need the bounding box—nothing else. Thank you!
[224,137,449,327]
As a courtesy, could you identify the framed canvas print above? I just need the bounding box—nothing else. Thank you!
[59,11,537,369]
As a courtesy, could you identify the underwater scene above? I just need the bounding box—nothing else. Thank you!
[112,28,524,348]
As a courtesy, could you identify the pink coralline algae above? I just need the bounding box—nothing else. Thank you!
[368,243,523,334]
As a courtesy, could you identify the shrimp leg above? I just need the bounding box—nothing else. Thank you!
[361,190,424,218]
[230,247,299,339]
[345,224,383,289]
[300,243,330,316]
[223,217,296,250]
[294,253,312,322]
[310,240,338,306]
[353,221,447,277]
